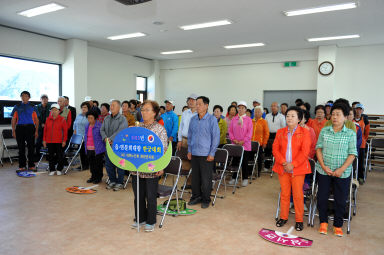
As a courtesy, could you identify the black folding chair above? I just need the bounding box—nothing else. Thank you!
[36,147,49,170]
[63,134,84,174]
[212,148,229,206]
[248,141,260,183]
[1,129,19,165]
[222,144,244,194]
[157,156,182,228]
[175,147,192,199]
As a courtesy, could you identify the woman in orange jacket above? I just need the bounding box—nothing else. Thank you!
[273,106,311,231]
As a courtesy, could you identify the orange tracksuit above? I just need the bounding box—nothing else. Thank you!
[272,126,311,222]
[353,118,370,148]
[251,118,270,146]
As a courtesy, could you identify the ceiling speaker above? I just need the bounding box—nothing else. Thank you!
[115,0,152,5]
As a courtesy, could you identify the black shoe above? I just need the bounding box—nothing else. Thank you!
[93,180,101,184]
[188,198,201,205]
[201,203,209,209]
[295,222,304,231]
[86,178,94,183]
[276,219,288,227]
[185,185,192,190]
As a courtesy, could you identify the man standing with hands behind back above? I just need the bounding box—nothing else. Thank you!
[187,96,220,209]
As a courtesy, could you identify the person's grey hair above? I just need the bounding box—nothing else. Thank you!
[254,106,263,111]
[111,99,121,106]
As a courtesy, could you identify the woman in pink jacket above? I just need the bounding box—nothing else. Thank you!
[228,101,254,187]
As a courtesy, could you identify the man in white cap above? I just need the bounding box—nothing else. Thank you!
[162,98,179,155]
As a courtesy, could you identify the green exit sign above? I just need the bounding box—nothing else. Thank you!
[284,61,297,67]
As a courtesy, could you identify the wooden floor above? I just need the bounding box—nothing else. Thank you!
[0,162,383,255]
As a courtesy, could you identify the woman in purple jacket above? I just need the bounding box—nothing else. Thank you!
[84,110,106,184]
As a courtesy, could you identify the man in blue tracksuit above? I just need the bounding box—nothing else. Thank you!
[162,99,179,155]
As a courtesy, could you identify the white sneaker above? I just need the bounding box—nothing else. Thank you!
[242,179,249,187]
[56,171,62,176]
[228,179,236,185]
[49,171,56,176]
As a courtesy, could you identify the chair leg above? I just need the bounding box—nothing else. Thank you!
[124,173,131,189]
[275,191,281,221]
[233,169,241,194]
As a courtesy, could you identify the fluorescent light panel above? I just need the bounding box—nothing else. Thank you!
[161,50,193,55]
[107,32,146,40]
[224,43,265,49]
[307,34,360,42]
[284,2,357,16]
[18,3,65,17]
[180,20,232,30]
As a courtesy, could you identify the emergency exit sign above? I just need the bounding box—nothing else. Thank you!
[284,61,297,67]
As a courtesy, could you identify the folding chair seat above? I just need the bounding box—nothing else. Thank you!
[157,156,182,228]
[310,162,354,234]
[63,134,84,174]
[211,148,228,206]
[248,141,260,183]
[1,129,19,165]
[175,147,192,198]
[222,144,244,194]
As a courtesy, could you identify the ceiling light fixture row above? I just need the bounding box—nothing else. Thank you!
[18,2,360,55]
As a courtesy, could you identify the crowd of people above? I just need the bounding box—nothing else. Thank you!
[9,90,370,235]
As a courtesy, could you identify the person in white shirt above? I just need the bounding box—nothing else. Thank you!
[265,102,286,168]
[177,93,198,151]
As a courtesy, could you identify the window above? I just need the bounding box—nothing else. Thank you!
[136,76,147,102]
[0,55,61,101]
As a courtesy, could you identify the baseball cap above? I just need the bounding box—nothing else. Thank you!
[187,93,198,100]
[40,94,48,99]
[355,103,364,110]
[50,103,60,110]
[164,99,175,105]
[325,103,333,107]
[238,101,248,108]
[84,96,92,101]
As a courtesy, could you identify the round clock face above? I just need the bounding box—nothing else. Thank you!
[319,61,334,76]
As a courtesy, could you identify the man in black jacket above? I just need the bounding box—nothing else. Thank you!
[63,96,76,142]
[34,94,51,160]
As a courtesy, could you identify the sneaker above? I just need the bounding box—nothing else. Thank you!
[113,184,124,191]
[106,182,116,190]
[242,179,248,187]
[49,171,56,176]
[228,179,236,185]
[131,221,146,229]
[56,171,62,176]
[319,223,328,235]
[144,224,155,232]
[333,227,343,237]
[16,167,27,173]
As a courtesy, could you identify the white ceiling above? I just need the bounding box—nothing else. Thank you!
[0,0,383,60]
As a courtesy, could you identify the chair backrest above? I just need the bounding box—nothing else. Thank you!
[371,138,384,149]
[69,134,83,145]
[251,141,260,154]
[214,148,228,165]
[309,158,316,173]
[2,129,13,139]
[223,144,244,158]
[175,147,189,161]
[163,156,182,176]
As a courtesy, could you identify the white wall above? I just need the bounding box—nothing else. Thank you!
[160,49,318,114]
[335,44,384,115]
[87,46,153,104]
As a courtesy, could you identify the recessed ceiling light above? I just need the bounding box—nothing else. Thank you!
[180,20,232,30]
[307,34,360,42]
[107,32,146,40]
[284,2,357,16]
[161,50,193,55]
[18,3,66,17]
[224,43,265,49]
